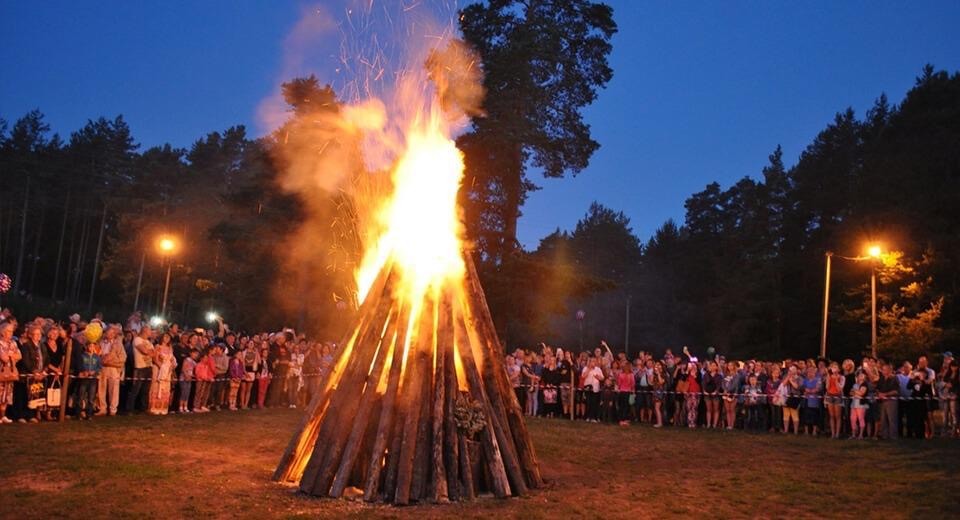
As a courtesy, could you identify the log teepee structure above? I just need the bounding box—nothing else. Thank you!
[274,254,542,504]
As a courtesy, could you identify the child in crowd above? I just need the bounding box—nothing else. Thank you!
[743,373,763,431]
[75,341,102,420]
[193,350,216,412]
[179,349,198,413]
[228,350,245,411]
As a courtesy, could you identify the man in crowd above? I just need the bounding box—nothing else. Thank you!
[877,363,901,439]
[98,324,126,416]
[125,325,155,413]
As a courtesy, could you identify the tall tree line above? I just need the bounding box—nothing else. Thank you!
[505,66,960,361]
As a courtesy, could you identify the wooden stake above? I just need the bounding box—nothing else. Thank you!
[464,255,543,488]
[274,262,393,482]
[394,296,435,505]
[328,301,404,497]
[453,308,511,498]
[442,300,461,502]
[300,276,396,495]
[427,293,451,503]
[363,304,412,501]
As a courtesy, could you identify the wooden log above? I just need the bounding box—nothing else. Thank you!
[427,293,452,503]
[300,276,396,495]
[394,297,435,505]
[457,434,476,500]
[464,255,543,488]
[457,291,528,496]
[274,262,393,482]
[380,409,404,502]
[409,358,432,502]
[363,304,412,501]
[442,301,461,502]
[328,302,404,497]
[453,308,511,498]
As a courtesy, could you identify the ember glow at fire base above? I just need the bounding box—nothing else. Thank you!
[271,7,541,506]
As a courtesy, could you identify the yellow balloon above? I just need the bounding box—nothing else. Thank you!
[84,322,103,343]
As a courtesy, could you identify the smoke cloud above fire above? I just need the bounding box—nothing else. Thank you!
[257,1,484,335]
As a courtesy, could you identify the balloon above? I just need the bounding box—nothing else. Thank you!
[84,322,103,343]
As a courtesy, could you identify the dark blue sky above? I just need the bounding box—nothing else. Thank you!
[3,1,958,248]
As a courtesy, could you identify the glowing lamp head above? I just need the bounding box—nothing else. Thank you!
[158,237,176,254]
[149,316,165,327]
[867,245,882,259]
[206,312,220,323]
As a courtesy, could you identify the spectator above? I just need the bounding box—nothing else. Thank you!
[126,325,155,414]
[801,366,822,436]
[824,362,845,439]
[702,361,722,429]
[256,341,272,409]
[849,371,869,439]
[149,333,176,415]
[75,340,102,420]
[240,342,260,410]
[877,363,901,440]
[193,349,215,412]
[15,324,46,423]
[616,360,634,426]
[98,324,126,417]
[42,325,65,420]
[581,357,603,423]
[0,322,22,424]
[211,344,229,410]
[228,350,244,411]
[179,349,198,413]
[781,365,802,435]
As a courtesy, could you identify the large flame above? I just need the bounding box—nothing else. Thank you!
[355,110,466,305]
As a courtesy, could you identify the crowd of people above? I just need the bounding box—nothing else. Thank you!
[2,307,958,442]
[506,341,959,440]
[0,309,337,423]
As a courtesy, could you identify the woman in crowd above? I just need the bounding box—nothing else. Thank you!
[42,325,64,420]
[766,364,783,433]
[824,362,845,439]
[256,341,272,409]
[558,350,573,418]
[581,357,604,423]
[615,360,634,426]
[650,361,666,428]
[937,360,957,437]
[683,362,702,428]
[721,361,740,430]
[801,366,822,436]
[16,324,46,423]
[149,332,176,415]
[849,371,869,439]
[540,355,562,418]
[702,361,722,429]
[240,341,259,409]
[0,322,21,424]
[781,365,802,434]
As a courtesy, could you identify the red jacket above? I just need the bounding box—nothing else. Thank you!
[194,357,216,381]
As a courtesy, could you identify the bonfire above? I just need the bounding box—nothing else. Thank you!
[272,33,541,504]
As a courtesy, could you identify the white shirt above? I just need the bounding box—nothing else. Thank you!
[582,366,604,393]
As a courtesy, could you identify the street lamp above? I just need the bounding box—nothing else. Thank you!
[819,243,884,359]
[866,244,882,357]
[158,235,178,318]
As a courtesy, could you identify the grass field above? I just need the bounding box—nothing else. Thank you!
[2,409,959,519]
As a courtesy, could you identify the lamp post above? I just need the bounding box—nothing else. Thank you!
[820,252,833,359]
[819,244,884,360]
[867,245,882,357]
[158,236,177,317]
